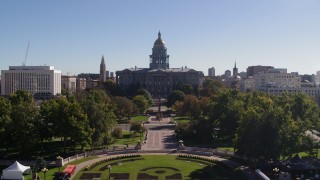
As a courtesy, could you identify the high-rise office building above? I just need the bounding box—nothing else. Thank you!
[1,66,61,97]
[224,70,231,78]
[208,67,215,77]
[246,65,273,77]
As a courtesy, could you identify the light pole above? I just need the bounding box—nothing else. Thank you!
[42,168,48,180]
[140,130,142,142]
[178,140,184,149]
[273,167,279,179]
[213,127,220,148]
[56,156,63,172]
[107,165,112,179]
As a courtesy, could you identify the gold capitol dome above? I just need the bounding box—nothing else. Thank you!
[153,31,166,47]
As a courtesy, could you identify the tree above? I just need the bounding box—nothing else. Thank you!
[182,95,202,120]
[81,90,116,148]
[132,95,149,114]
[167,90,185,107]
[209,89,244,136]
[69,102,92,151]
[234,102,282,161]
[200,78,224,97]
[102,80,125,97]
[38,101,56,151]
[135,89,153,106]
[172,101,184,115]
[181,84,193,95]
[126,83,142,98]
[0,97,12,153]
[130,121,146,141]
[42,96,92,152]
[113,96,134,120]
[130,122,143,133]
[112,127,123,138]
[9,90,40,155]
[274,93,320,157]
[290,93,320,129]
[32,156,46,173]
[175,122,190,141]
[234,91,320,161]
[199,97,211,116]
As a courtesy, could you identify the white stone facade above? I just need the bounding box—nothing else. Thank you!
[61,76,77,92]
[254,71,301,91]
[240,76,255,92]
[1,66,61,96]
[266,86,320,99]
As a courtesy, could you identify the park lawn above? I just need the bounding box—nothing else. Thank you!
[130,115,148,123]
[174,116,191,123]
[74,155,248,180]
[278,149,320,160]
[218,147,235,152]
[109,131,143,147]
[23,156,97,180]
[2,138,92,160]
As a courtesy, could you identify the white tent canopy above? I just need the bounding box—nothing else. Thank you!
[2,161,30,180]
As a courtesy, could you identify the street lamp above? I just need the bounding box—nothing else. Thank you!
[107,165,112,179]
[179,140,184,145]
[42,168,48,180]
[273,167,279,179]
[140,130,142,142]
[56,156,63,172]
[213,127,220,148]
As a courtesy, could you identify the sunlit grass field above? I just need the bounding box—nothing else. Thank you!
[74,155,248,180]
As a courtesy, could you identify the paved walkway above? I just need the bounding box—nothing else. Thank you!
[70,154,107,180]
[142,116,177,150]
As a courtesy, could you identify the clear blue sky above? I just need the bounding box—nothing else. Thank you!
[1,0,320,76]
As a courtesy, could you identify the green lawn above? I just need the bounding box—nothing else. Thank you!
[130,115,149,123]
[109,131,144,147]
[74,155,248,180]
[23,156,97,180]
[218,147,235,152]
[1,138,92,160]
[174,116,191,123]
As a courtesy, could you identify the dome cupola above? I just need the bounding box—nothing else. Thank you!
[153,31,165,47]
[149,31,169,69]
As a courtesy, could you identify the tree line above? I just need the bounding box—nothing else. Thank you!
[169,78,320,162]
[2,76,320,163]
[0,86,152,157]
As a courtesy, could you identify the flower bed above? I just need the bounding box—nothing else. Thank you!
[166,173,183,180]
[79,172,102,179]
[110,173,130,180]
[137,173,158,180]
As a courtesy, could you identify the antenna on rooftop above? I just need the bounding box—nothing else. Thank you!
[22,41,30,66]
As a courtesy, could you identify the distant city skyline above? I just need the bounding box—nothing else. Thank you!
[1,0,320,76]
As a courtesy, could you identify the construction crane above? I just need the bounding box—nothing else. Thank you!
[22,41,30,66]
